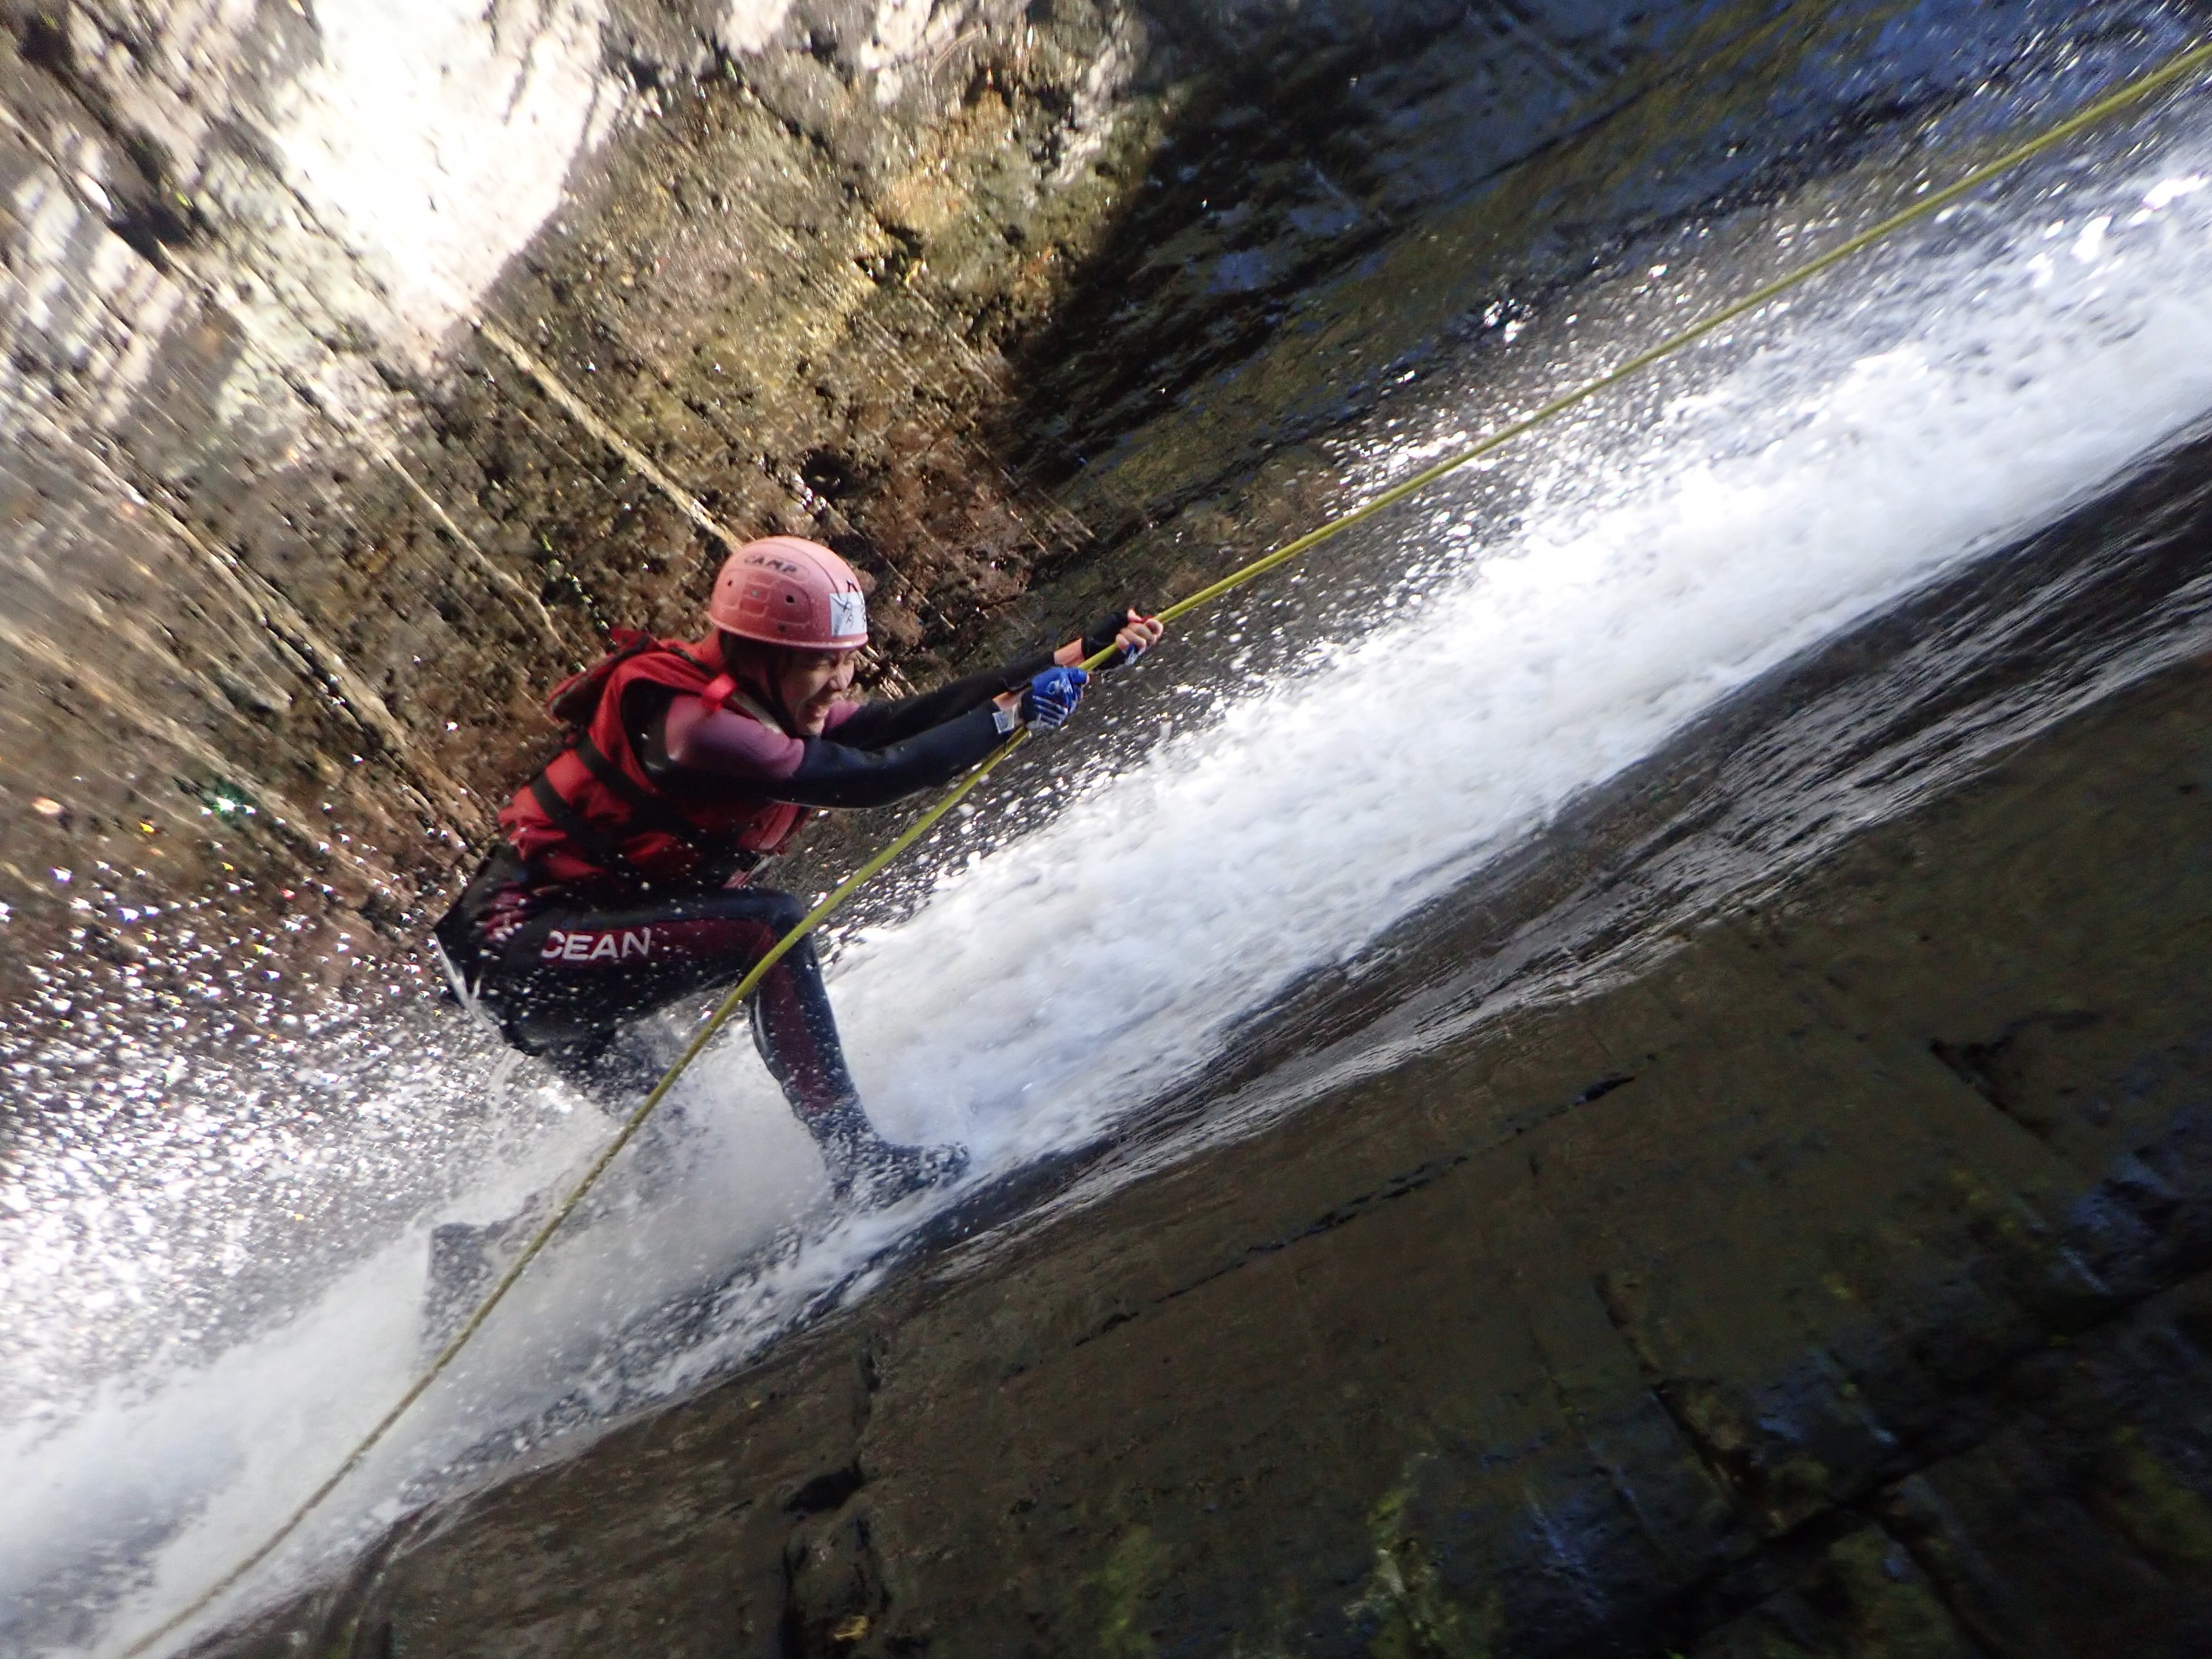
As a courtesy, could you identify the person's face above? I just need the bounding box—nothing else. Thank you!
[773,647,858,736]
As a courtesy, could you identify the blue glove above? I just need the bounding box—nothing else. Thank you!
[1018,665,1088,730]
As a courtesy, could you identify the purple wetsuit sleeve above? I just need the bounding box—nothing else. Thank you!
[653,693,1002,809]
[663,697,806,779]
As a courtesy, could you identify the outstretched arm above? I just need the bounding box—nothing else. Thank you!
[659,694,1005,809]
[658,605,1164,807]
[776,712,1006,808]
[830,658,1048,748]
[833,605,1164,745]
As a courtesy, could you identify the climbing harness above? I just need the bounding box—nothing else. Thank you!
[114,34,2212,1658]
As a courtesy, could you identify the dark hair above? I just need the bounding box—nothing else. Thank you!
[718,632,785,678]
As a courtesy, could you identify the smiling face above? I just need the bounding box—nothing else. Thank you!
[769,646,859,736]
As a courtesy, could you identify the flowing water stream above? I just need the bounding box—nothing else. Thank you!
[7,10,2212,1654]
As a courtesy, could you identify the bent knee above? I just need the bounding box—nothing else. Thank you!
[753,888,809,933]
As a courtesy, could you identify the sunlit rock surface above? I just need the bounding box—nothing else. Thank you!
[0,0,1147,1031]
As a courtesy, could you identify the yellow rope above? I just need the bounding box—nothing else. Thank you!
[114,34,2212,1658]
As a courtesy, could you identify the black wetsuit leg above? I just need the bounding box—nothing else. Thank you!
[470,885,856,1119]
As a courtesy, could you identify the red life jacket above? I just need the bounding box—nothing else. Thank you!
[498,630,810,888]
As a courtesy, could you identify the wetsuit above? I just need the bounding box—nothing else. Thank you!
[435,650,1047,1124]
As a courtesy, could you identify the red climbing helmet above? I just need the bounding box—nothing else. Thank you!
[709,536,869,650]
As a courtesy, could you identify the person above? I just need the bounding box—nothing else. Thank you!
[432,535,1164,1206]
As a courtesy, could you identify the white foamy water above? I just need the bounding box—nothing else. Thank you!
[838,156,2212,1165]
[11,122,2212,1659]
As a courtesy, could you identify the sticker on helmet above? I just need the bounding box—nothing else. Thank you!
[830,590,866,639]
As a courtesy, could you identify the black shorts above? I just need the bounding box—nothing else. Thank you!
[435,851,855,1116]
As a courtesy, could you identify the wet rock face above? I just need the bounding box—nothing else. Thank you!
[0,0,1151,1046]
[0,0,1666,1066]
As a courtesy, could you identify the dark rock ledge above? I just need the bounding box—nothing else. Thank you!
[196,647,2212,1655]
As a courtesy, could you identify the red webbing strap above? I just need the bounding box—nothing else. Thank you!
[700,672,787,731]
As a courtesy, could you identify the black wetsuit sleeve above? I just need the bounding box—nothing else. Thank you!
[773,707,1005,808]
[830,654,1051,748]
